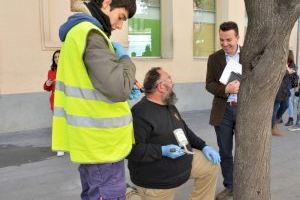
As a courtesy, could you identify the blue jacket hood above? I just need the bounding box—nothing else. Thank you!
[59,13,102,42]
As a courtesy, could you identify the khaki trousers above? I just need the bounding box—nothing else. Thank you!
[126,149,219,200]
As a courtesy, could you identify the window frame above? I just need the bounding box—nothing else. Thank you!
[192,0,216,58]
[128,0,173,59]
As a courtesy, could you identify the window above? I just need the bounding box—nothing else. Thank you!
[193,0,216,57]
[128,0,161,57]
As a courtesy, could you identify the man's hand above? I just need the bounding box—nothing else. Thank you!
[225,80,240,93]
[128,85,142,100]
[286,64,296,74]
[202,146,221,164]
[161,144,185,159]
[45,80,54,87]
[112,42,128,59]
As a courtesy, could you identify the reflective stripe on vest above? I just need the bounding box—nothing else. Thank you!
[54,107,132,128]
[55,80,113,103]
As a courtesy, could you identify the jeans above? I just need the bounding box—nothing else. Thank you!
[287,89,295,118]
[272,99,289,127]
[295,95,300,125]
[79,160,126,200]
[214,104,236,190]
[295,114,300,125]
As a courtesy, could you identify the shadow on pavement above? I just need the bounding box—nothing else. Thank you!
[0,144,56,168]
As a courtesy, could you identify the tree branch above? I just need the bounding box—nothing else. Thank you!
[242,0,299,76]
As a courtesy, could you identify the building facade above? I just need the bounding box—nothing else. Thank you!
[0,0,299,134]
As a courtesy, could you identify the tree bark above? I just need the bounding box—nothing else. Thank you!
[234,0,300,199]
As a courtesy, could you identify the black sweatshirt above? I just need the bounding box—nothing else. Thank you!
[127,97,206,189]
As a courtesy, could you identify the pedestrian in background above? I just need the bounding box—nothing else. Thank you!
[285,50,298,126]
[43,50,60,112]
[43,50,64,157]
[271,64,294,136]
[272,50,298,135]
[288,50,300,131]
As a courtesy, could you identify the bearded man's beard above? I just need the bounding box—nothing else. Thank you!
[163,90,177,105]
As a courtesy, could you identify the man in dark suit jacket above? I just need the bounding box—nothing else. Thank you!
[206,21,241,200]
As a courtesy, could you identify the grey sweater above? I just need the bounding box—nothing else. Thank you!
[84,30,136,102]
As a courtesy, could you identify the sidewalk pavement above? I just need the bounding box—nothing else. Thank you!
[0,110,300,200]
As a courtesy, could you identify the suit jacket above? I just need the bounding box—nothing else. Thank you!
[206,49,228,126]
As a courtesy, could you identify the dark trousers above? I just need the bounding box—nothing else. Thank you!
[214,104,236,190]
[272,99,289,127]
[78,160,126,200]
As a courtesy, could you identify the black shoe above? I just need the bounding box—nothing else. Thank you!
[285,117,294,126]
[216,188,233,200]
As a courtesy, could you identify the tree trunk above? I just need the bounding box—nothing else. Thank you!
[234,0,300,199]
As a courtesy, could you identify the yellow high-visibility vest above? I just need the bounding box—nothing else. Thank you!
[52,21,134,163]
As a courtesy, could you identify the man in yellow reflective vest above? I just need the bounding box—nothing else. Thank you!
[52,0,137,199]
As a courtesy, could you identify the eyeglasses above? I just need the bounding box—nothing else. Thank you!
[155,78,173,88]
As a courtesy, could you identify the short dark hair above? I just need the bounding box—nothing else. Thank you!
[143,67,161,94]
[91,0,136,18]
[219,21,239,36]
[111,0,136,19]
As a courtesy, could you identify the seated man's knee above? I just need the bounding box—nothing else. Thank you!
[211,163,220,175]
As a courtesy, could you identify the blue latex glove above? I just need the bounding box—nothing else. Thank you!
[128,85,142,100]
[161,144,185,159]
[202,146,221,164]
[112,42,128,59]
